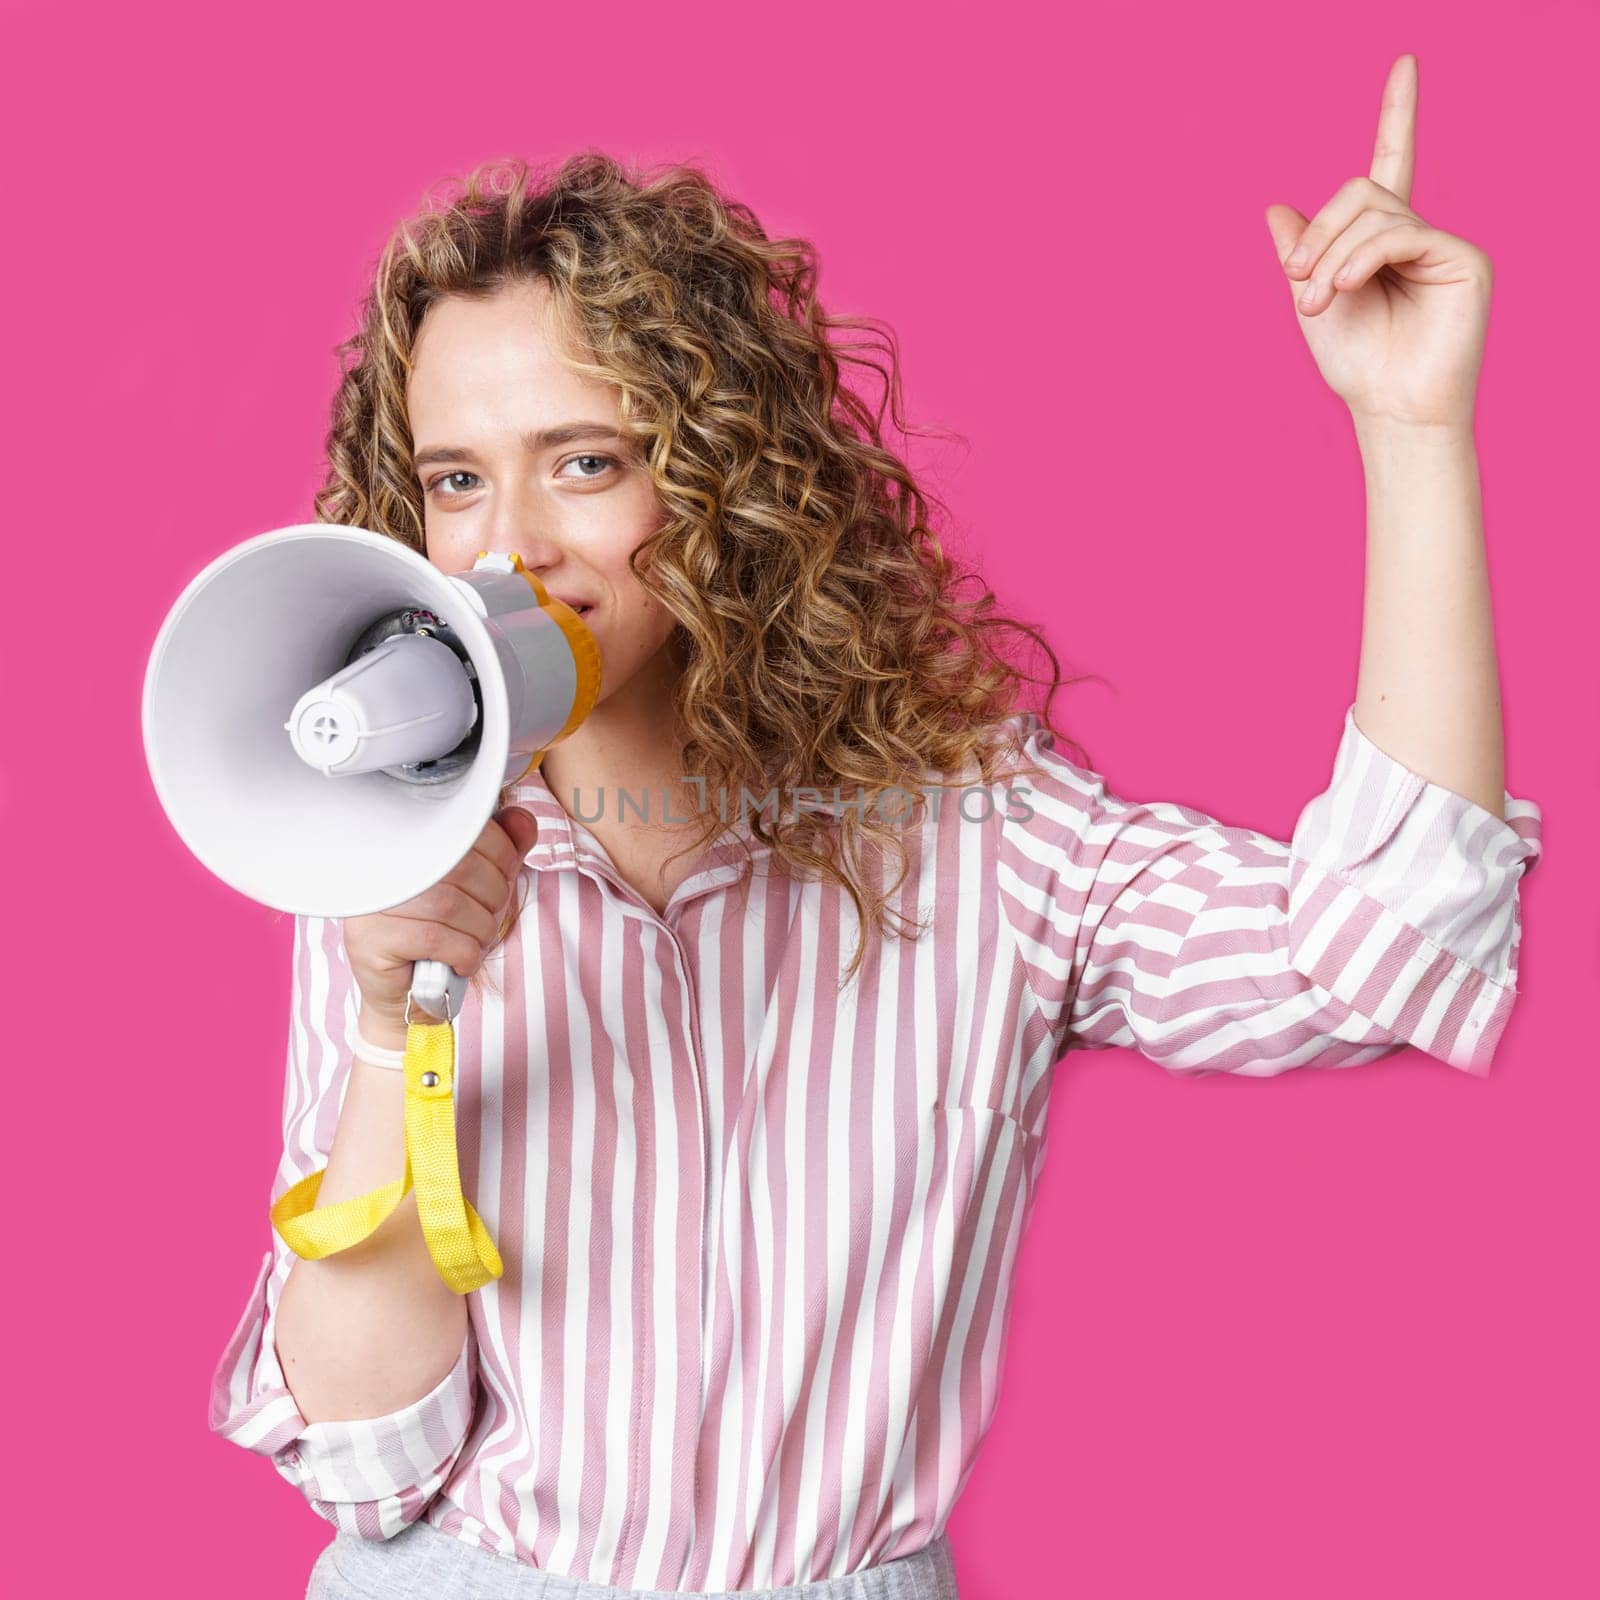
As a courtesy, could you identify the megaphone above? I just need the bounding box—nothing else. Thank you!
[141,523,600,1016]
[141,522,602,1292]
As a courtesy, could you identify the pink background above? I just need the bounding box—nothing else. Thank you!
[6,1,1592,1594]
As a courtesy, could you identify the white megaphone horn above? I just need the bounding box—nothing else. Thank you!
[141,523,602,1022]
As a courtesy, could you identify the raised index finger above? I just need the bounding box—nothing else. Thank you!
[1369,53,1418,206]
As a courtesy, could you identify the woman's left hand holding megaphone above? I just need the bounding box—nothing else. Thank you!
[344,805,540,1040]
[267,805,539,1294]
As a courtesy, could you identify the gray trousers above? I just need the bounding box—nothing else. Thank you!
[307,1520,961,1599]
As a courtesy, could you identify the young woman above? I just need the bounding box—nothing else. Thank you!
[209,56,1541,1599]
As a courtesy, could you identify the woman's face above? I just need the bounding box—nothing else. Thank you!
[407,277,679,707]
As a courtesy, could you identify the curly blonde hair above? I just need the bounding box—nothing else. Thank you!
[313,150,1097,989]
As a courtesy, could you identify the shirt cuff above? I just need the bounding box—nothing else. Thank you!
[208,1250,476,1530]
[1286,704,1543,1076]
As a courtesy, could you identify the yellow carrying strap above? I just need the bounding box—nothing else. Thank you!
[270,1020,503,1295]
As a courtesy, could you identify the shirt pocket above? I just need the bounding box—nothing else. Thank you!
[927,1102,1049,1239]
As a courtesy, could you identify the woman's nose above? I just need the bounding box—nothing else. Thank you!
[478,493,565,569]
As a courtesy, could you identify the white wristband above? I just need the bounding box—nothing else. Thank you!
[348,1017,407,1070]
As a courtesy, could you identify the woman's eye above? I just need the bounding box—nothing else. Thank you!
[425,471,480,498]
[558,453,618,480]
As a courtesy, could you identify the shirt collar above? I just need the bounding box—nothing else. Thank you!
[505,759,775,887]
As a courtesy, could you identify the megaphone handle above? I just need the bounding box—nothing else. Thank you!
[411,959,469,1024]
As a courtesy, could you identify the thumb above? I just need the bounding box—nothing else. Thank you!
[497,805,541,861]
[1264,202,1311,269]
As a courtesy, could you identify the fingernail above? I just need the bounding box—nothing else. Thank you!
[1300,282,1318,308]
[1287,246,1308,271]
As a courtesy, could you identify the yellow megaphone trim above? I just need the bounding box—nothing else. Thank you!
[475,549,602,786]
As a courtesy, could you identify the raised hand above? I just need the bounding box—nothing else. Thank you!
[1264,53,1493,430]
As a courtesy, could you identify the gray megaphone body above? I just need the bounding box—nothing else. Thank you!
[141,523,601,1022]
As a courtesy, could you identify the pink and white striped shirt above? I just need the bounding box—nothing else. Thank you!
[209,704,1542,1591]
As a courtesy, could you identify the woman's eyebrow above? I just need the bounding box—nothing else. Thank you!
[413,424,630,469]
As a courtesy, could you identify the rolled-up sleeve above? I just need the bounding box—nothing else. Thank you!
[206,914,478,1537]
[997,705,1542,1079]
